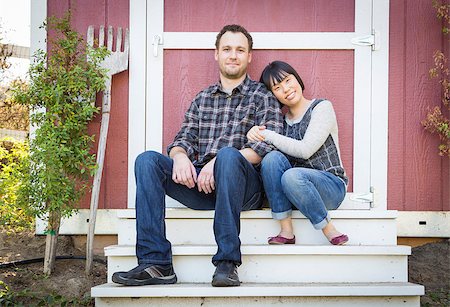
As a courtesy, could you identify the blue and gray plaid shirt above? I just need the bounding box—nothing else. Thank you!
[167,76,283,167]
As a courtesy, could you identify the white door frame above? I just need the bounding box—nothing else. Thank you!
[128,0,389,210]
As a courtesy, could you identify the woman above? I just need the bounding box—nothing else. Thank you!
[247,61,349,245]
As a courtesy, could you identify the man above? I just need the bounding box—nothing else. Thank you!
[112,24,283,287]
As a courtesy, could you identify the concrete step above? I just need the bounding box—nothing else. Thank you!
[105,244,410,283]
[92,282,424,306]
[116,208,398,246]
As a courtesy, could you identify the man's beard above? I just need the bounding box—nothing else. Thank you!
[222,66,245,79]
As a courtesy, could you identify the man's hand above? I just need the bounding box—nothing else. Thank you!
[197,158,216,194]
[247,125,266,142]
[171,152,197,189]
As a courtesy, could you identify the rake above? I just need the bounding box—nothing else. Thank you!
[86,25,129,274]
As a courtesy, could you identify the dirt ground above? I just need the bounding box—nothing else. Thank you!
[0,230,449,306]
[0,230,106,306]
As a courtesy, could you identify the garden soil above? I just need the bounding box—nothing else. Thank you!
[0,230,449,306]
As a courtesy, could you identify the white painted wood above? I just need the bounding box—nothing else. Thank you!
[163,32,359,49]
[30,0,46,59]
[92,282,424,298]
[127,0,147,209]
[352,0,372,199]
[145,0,164,153]
[370,0,390,210]
[397,211,450,237]
[106,244,411,256]
[29,0,47,142]
[116,208,398,245]
[105,245,410,283]
[118,217,397,246]
[95,295,420,307]
[163,194,371,209]
[117,208,398,219]
[36,210,119,235]
[37,209,450,238]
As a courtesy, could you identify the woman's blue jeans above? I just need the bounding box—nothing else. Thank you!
[261,151,346,230]
[134,147,263,266]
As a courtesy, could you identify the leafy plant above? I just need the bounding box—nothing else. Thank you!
[10,11,108,274]
[0,137,33,232]
[0,280,93,306]
[422,288,450,306]
[0,80,30,131]
[422,0,450,157]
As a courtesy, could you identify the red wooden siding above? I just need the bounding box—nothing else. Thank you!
[165,0,355,32]
[388,0,449,211]
[45,0,449,212]
[163,50,355,192]
[48,0,129,209]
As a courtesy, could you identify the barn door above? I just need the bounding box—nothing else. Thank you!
[128,0,389,210]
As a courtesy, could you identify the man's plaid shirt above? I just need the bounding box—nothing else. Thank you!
[167,76,283,167]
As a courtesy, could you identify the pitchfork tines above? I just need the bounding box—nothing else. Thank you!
[87,25,129,76]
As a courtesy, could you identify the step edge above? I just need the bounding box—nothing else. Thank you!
[117,209,398,219]
[105,244,411,256]
[91,282,424,298]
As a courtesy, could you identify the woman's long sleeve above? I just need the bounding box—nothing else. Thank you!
[261,100,337,159]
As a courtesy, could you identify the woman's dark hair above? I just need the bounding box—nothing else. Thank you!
[259,61,305,91]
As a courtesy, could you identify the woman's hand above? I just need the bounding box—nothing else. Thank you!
[247,125,266,142]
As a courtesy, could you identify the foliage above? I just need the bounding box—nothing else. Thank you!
[422,288,450,306]
[0,137,33,232]
[10,12,108,225]
[0,280,93,306]
[0,80,30,131]
[423,0,450,156]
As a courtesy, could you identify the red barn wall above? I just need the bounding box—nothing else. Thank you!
[389,0,449,211]
[46,0,449,212]
[48,0,129,210]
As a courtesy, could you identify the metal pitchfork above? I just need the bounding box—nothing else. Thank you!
[85,25,129,274]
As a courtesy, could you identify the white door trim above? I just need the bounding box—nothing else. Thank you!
[371,0,389,210]
[128,0,150,207]
[128,0,389,210]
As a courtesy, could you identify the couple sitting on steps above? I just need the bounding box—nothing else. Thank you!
[112,24,349,288]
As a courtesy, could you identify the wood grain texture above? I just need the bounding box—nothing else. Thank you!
[48,0,129,210]
[388,0,448,211]
[46,0,450,212]
[164,0,355,32]
[163,50,355,191]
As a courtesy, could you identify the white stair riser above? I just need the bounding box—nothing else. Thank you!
[95,295,419,306]
[117,218,397,245]
[107,254,408,283]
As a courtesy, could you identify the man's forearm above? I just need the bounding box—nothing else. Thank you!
[239,148,262,165]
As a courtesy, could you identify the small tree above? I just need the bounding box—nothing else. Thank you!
[423,0,450,157]
[11,12,108,274]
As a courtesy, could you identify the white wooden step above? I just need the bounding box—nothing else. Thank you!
[105,245,410,283]
[116,208,398,246]
[92,282,423,306]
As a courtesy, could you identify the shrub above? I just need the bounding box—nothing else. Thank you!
[10,11,108,274]
[0,137,33,232]
[423,0,450,157]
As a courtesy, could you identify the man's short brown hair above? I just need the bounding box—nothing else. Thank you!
[215,24,253,51]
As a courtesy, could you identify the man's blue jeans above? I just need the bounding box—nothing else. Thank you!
[134,147,263,266]
[261,151,346,230]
